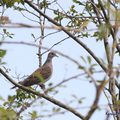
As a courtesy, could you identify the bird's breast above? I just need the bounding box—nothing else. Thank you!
[40,63,53,82]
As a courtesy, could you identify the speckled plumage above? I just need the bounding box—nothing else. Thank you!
[11,52,57,89]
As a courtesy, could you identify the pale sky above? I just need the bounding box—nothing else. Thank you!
[1,1,119,120]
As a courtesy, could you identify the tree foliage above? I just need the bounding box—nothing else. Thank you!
[0,0,120,120]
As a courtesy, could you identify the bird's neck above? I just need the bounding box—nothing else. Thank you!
[43,57,53,65]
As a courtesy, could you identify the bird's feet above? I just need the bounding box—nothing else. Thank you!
[39,84,47,94]
[39,84,45,90]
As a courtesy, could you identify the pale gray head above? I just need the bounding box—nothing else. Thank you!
[48,51,58,59]
[43,51,58,65]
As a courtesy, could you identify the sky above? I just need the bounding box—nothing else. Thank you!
[0,1,119,120]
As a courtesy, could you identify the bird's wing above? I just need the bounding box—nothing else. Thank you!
[20,65,52,86]
[39,64,52,81]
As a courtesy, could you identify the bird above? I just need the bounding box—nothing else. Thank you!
[11,51,58,89]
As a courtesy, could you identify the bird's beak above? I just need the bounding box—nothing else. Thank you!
[55,54,58,57]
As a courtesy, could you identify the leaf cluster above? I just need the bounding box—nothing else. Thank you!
[0,0,24,8]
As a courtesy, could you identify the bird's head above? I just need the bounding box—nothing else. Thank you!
[48,51,58,58]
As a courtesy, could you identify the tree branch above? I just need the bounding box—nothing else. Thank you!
[84,79,108,120]
[0,68,84,119]
[0,40,81,67]
[90,0,111,65]
[24,0,107,72]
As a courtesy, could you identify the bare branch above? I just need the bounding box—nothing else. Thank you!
[85,80,108,120]
[24,0,107,72]
[0,40,81,67]
[0,68,84,119]
[40,37,69,56]
[45,73,86,93]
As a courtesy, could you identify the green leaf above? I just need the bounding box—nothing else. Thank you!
[92,23,110,41]
[78,97,86,104]
[29,111,38,119]
[70,5,77,14]
[72,0,85,5]
[13,6,25,11]
[0,49,6,58]
[116,100,120,106]
[0,107,16,119]
[3,29,14,38]
[72,94,78,99]
[91,64,97,67]
[80,56,86,63]
[3,29,7,34]
[87,56,92,64]
[78,65,85,70]
[52,107,61,112]
[8,95,15,103]
[0,96,5,101]
[1,0,24,8]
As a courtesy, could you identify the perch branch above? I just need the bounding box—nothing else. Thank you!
[0,68,84,119]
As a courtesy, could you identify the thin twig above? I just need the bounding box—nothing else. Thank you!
[0,40,81,67]
[90,0,111,65]
[24,0,107,72]
[40,37,69,56]
[0,68,84,119]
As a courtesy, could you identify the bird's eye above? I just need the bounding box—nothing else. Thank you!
[51,52,54,55]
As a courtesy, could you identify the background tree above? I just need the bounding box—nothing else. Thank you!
[0,0,120,120]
